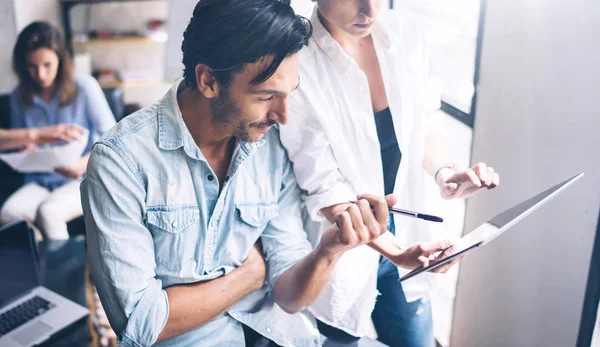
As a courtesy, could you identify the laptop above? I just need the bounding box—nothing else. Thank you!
[400,172,584,282]
[0,220,88,347]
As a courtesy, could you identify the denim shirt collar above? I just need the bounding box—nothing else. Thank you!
[157,79,266,161]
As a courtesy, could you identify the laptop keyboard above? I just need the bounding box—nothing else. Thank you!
[0,296,56,336]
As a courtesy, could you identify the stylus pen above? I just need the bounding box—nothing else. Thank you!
[349,201,443,223]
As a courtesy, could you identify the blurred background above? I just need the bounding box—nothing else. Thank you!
[0,0,598,346]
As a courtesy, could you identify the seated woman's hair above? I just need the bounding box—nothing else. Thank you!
[12,21,76,106]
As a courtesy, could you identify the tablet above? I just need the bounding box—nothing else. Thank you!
[399,173,584,282]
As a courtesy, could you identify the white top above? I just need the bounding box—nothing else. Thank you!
[279,9,441,336]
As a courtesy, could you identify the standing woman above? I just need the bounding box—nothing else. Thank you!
[0,22,116,239]
[280,1,499,346]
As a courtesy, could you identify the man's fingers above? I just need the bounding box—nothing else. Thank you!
[357,194,388,229]
[355,199,380,241]
[334,211,355,245]
[347,203,368,243]
[384,194,398,207]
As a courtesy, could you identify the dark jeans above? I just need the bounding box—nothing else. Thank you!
[371,216,435,347]
[371,260,435,347]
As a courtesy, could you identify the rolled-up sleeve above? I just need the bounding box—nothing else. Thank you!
[279,90,356,222]
[260,154,312,288]
[81,143,168,347]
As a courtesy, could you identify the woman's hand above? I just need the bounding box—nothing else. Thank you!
[55,154,90,179]
[382,236,451,269]
[437,162,500,200]
[31,124,87,145]
[371,233,465,273]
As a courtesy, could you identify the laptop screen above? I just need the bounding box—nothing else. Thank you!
[0,221,40,307]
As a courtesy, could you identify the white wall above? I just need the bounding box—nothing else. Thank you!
[0,0,18,94]
[0,0,69,94]
[69,0,170,106]
[164,0,197,82]
[14,0,61,32]
[70,1,168,33]
[291,0,314,18]
[451,1,600,346]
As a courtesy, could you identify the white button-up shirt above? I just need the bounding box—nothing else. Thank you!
[279,9,440,336]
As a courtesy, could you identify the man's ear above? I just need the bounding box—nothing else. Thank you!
[195,64,220,99]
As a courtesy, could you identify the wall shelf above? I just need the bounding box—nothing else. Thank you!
[98,78,163,89]
[73,35,161,46]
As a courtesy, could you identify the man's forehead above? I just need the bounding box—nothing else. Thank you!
[236,55,298,88]
[245,57,274,78]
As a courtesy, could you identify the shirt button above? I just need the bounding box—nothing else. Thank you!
[265,327,271,334]
[210,221,218,228]
[171,221,178,228]
[252,216,259,222]
[207,175,214,181]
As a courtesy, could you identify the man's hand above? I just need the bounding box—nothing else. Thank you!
[317,194,397,259]
[240,241,266,291]
[437,162,500,199]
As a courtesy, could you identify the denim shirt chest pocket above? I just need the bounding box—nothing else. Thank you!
[231,202,279,260]
[146,205,200,273]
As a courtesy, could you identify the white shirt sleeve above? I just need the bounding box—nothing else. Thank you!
[279,88,356,222]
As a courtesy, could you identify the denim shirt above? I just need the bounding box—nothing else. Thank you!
[10,74,116,190]
[81,79,319,347]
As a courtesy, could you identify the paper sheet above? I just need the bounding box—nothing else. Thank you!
[0,133,89,173]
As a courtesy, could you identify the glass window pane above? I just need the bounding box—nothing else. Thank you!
[391,0,481,114]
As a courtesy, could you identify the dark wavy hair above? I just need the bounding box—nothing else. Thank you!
[13,21,76,106]
[182,0,312,89]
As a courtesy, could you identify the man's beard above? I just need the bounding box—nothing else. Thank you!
[211,89,276,142]
[211,88,250,140]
